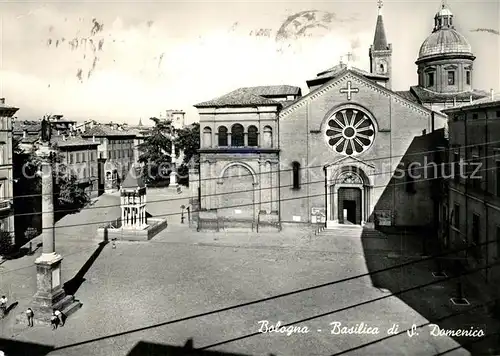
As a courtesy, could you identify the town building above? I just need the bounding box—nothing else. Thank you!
[81,125,136,192]
[193,2,485,232]
[441,91,500,282]
[51,134,100,196]
[0,99,18,242]
[13,120,41,152]
[162,110,186,130]
[125,118,151,164]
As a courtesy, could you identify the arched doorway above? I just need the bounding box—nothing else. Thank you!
[325,167,370,227]
[338,187,362,224]
[217,163,257,223]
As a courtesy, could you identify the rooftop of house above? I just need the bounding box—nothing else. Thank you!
[51,135,100,148]
[81,124,137,138]
[13,120,41,134]
[442,91,500,113]
[194,85,302,108]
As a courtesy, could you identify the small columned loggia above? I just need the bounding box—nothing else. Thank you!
[324,165,373,228]
[120,167,148,230]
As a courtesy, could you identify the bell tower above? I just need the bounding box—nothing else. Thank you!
[369,0,392,89]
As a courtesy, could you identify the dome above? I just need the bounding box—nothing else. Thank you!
[418,28,472,60]
[436,7,453,17]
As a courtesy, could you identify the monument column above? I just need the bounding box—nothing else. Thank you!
[25,118,82,325]
[170,140,178,187]
[33,144,64,309]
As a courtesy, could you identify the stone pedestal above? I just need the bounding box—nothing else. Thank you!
[169,171,178,187]
[31,253,67,323]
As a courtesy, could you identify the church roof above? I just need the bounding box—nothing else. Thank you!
[418,28,472,61]
[409,86,488,103]
[281,69,444,119]
[194,87,293,108]
[394,91,420,103]
[417,4,473,62]
[121,166,145,189]
[238,85,301,97]
[307,64,388,88]
[373,15,389,50]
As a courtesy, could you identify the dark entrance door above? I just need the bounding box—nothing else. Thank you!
[337,188,362,225]
[343,200,356,224]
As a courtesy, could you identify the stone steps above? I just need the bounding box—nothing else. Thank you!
[14,294,81,326]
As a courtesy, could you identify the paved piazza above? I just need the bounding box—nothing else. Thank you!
[0,189,493,355]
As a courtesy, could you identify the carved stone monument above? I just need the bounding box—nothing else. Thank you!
[26,119,81,324]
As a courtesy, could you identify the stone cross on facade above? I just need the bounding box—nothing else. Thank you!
[340,80,359,101]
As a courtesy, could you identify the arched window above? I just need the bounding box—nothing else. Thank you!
[292,162,300,189]
[231,124,244,147]
[248,125,258,147]
[203,127,212,148]
[218,126,228,146]
[263,126,273,148]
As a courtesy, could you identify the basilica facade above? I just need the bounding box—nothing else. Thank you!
[194,3,486,231]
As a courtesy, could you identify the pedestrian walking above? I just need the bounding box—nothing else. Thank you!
[54,308,64,326]
[26,308,34,327]
[50,312,59,330]
[0,296,8,317]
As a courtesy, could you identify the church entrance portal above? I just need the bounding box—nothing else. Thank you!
[325,167,370,228]
[337,188,361,225]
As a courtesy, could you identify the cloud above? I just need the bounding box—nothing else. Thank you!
[2,5,371,123]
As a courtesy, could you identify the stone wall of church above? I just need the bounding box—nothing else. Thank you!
[278,75,440,228]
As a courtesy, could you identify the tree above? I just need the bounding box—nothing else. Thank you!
[13,138,90,241]
[174,122,200,165]
[138,117,174,185]
[0,230,13,255]
[13,138,42,242]
[174,123,200,186]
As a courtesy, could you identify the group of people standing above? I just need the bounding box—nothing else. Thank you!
[25,307,65,329]
[1,294,66,329]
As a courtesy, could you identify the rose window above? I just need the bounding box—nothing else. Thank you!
[326,108,375,156]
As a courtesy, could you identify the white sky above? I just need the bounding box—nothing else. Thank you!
[0,0,498,124]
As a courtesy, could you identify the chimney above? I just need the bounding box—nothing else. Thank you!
[23,130,27,138]
[491,88,494,101]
